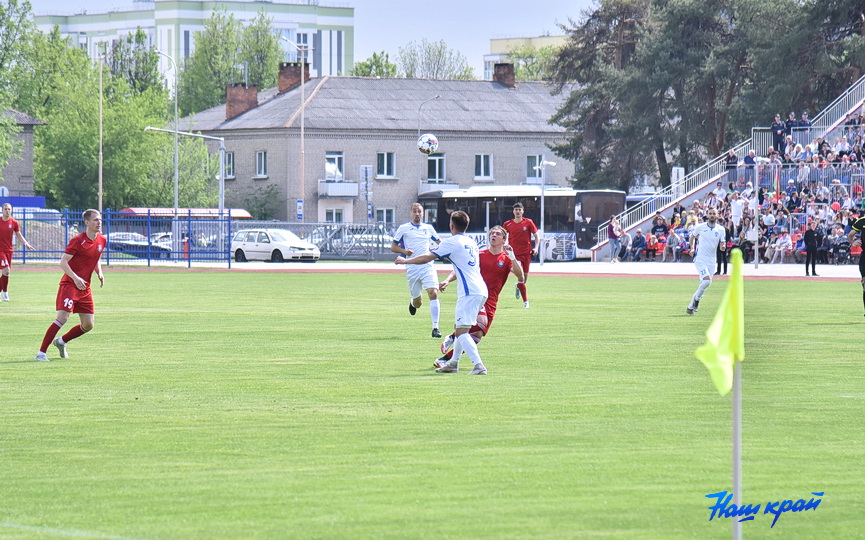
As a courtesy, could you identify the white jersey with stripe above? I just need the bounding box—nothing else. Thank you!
[431,234,488,298]
[692,222,726,267]
[393,222,439,262]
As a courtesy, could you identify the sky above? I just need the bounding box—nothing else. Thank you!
[27,0,597,76]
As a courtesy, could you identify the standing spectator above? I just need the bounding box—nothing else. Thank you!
[686,208,726,315]
[35,209,106,361]
[502,202,540,308]
[0,203,35,301]
[804,220,819,276]
[651,214,669,238]
[771,114,787,154]
[729,191,747,235]
[715,219,733,275]
[798,110,812,145]
[785,111,798,137]
[607,215,622,263]
[743,149,757,185]
[725,148,739,185]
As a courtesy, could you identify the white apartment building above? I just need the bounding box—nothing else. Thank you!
[34,0,355,86]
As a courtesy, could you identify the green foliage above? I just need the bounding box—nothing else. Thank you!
[106,27,161,95]
[239,9,282,91]
[397,39,475,80]
[1,271,863,537]
[550,0,865,191]
[242,182,282,219]
[0,0,34,98]
[350,51,398,77]
[177,7,243,116]
[506,44,560,81]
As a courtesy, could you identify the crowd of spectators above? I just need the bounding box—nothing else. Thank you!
[615,108,865,265]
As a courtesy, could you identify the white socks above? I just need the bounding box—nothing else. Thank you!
[429,299,440,329]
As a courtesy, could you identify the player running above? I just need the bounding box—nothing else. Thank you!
[391,203,442,338]
[847,216,865,316]
[434,225,524,368]
[502,202,540,308]
[0,203,35,301]
[395,211,488,374]
[35,209,106,361]
[686,208,726,315]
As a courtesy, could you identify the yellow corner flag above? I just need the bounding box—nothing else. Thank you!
[695,249,745,396]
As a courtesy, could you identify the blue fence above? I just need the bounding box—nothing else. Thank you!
[9,209,233,267]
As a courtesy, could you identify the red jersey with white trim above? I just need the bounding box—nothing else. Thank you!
[61,232,107,287]
[479,249,513,316]
[502,218,538,256]
[0,217,20,251]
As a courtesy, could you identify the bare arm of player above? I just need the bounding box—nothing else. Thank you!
[532,232,541,255]
[59,253,87,291]
[848,230,860,247]
[390,241,412,257]
[395,253,437,265]
[96,260,104,288]
[15,230,34,251]
[505,245,524,281]
[439,271,456,291]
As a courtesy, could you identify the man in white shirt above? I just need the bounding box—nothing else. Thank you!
[396,211,489,375]
[391,203,442,338]
[713,181,727,201]
[686,208,726,315]
[729,191,747,233]
[770,231,793,264]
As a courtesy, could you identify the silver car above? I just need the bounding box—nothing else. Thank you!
[231,229,321,262]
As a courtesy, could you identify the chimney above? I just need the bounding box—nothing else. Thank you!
[279,62,310,93]
[225,83,258,120]
[493,63,516,88]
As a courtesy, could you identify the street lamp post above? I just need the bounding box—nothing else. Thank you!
[281,37,310,222]
[533,160,556,265]
[98,48,104,212]
[416,95,440,188]
[156,50,179,214]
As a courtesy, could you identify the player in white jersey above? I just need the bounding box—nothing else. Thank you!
[395,211,489,375]
[391,203,442,338]
[686,208,726,315]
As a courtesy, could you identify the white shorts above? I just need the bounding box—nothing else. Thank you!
[454,294,487,328]
[695,263,714,279]
[406,264,438,298]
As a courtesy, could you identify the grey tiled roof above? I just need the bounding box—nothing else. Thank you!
[182,77,569,134]
[2,109,46,125]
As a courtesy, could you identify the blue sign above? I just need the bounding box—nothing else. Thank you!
[296,199,304,221]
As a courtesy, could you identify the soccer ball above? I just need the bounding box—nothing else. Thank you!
[417,133,439,155]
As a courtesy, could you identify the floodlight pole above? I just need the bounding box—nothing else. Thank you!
[156,50,179,215]
[281,37,311,222]
[98,47,104,212]
[534,160,556,265]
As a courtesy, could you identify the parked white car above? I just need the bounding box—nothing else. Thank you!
[231,228,320,262]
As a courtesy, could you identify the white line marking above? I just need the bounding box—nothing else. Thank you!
[0,522,144,540]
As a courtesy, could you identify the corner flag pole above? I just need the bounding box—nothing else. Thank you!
[732,361,742,540]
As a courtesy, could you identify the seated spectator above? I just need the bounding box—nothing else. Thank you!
[645,234,659,261]
[651,214,669,238]
[662,229,682,262]
[769,230,793,263]
[626,229,647,261]
[817,230,832,263]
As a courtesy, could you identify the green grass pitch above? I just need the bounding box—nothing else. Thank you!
[0,268,863,539]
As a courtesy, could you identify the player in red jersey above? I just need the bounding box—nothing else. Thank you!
[502,202,540,308]
[0,203,35,301]
[434,225,524,367]
[35,209,106,361]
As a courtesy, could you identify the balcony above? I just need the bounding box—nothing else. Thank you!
[318,180,359,197]
[418,180,460,195]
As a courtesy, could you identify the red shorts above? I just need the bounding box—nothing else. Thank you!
[470,304,497,336]
[0,250,12,269]
[514,253,531,276]
[56,282,95,314]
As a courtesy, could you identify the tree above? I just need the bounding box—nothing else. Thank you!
[0,0,34,179]
[177,7,243,116]
[107,27,162,95]
[397,39,475,80]
[239,9,283,91]
[350,51,398,77]
[506,44,560,81]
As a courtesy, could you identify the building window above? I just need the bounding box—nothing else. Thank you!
[183,30,190,59]
[527,155,543,179]
[376,208,395,225]
[255,151,268,177]
[224,152,235,179]
[427,154,445,181]
[325,208,343,223]
[325,151,344,180]
[475,154,492,179]
[377,152,395,178]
